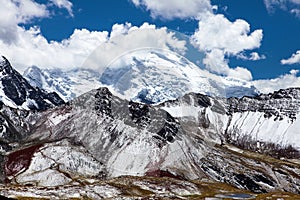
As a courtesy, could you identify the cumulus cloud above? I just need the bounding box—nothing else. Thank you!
[130,0,213,19]
[253,70,300,93]
[84,23,187,72]
[0,0,107,71]
[249,52,266,61]
[203,49,229,74]
[0,0,48,43]
[202,49,253,81]
[0,26,109,71]
[264,0,300,17]
[0,0,265,84]
[0,0,74,44]
[131,0,265,81]
[228,67,253,81]
[191,13,263,54]
[0,0,187,72]
[110,22,134,38]
[264,0,286,12]
[281,50,300,65]
[191,13,263,80]
[0,20,186,72]
[50,0,73,17]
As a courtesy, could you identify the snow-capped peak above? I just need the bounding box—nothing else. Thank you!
[99,49,258,103]
[24,49,258,104]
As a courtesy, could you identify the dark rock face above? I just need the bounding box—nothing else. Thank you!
[155,113,178,143]
[128,101,151,127]
[227,88,300,121]
[0,56,64,110]
[94,87,113,117]
[0,107,31,152]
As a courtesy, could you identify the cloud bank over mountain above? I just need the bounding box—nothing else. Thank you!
[0,0,299,93]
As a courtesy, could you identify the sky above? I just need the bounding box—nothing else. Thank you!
[0,0,300,93]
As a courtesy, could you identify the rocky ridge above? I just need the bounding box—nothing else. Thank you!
[0,86,299,199]
[0,56,64,110]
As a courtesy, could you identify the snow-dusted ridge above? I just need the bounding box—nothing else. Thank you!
[162,88,300,152]
[0,86,299,195]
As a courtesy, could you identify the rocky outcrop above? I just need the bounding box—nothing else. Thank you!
[0,56,64,110]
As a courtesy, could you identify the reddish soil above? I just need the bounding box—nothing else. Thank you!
[5,144,43,177]
[145,169,186,180]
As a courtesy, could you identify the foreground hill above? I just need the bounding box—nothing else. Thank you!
[0,87,299,199]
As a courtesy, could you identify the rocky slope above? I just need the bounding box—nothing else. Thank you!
[0,56,64,110]
[162,87,300,156]
[0,86,299,199]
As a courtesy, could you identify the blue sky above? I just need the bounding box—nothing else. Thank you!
[0,0,300,92]
[34,0,199,40]
[213,0,300,79]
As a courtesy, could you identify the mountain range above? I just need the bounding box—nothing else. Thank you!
[23,49,258,103]
[0,55,300,199]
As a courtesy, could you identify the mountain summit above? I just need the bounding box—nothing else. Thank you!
[0,56,64,110]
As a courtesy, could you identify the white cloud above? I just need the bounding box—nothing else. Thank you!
[130,0,213,19]
[228,66,253,81]
[249,52,266,61]
[264,0,300,17]
[202,49,252,81]
[253,70,300,93]
[0,0,48,43]
[84,23,187,72]
[202,49,229,74]
[281,50,300,65]
[0,26,109,71]
[0,1,102,71]
[110,22,133,38]
[191,13,263,80]
[131,0,264,81]
[132,1,264,81]
[0,0,187,72]
[0,0,264,84]
[0,20,186,72]
[0,0,74,45]
[50,0,73,17]
[191,13,263,54]
[237,52,266,61]
[264,0,285,13]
